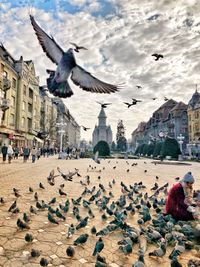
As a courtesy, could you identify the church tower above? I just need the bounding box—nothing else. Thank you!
[92,107,113,148]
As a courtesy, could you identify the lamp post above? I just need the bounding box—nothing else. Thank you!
[56,117,67,158]
[177,134,185,154]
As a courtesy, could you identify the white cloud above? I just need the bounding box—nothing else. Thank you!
[1,0,200,141]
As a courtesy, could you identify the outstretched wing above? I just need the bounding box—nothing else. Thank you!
[71,65,120,94]
[30,15,64,65]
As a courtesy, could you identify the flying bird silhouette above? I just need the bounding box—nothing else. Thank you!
[81,126,90,131]
[69,42,88,53]
[124,102,133,108]
[30,15,121,98]
[152,53,164,61]
[136,85,142,89]
[132,98,142,104]
[96,101,112,108]
[164,96,169,101]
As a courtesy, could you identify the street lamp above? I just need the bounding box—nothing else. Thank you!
[177,134,185,154]
[56,117,67,158]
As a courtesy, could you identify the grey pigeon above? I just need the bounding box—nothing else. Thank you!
[30,15,121,98]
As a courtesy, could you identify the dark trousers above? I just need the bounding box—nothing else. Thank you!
[2,154,6,162]
[32,155,36,163]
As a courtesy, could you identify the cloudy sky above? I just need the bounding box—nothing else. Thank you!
[1,0,200,142]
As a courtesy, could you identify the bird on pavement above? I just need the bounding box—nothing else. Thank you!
[152,53,164,61]
[149,242,166,258]
[40,258,49,266]
[93,151,100,164]
[47,212,59,224]
[25,233,34,242]
[39,182,45,189]
[132,253,145,267]
[69,42,88,53]
[93,237,104,256]
[31,249,40,258]
[8,200,17,212]
[17,218,30,230]
[74,233,89,246]
[66,245,75,257]
[30,15,121,98]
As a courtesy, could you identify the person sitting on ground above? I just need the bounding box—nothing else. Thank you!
[165,172,196,221]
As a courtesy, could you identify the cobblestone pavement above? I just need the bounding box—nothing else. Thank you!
[0,156,200,267]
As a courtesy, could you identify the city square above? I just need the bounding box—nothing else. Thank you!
[0,156,200,267]
[1,0,200,267]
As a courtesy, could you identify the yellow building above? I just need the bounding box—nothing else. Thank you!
[0,44,42,147]
[187,90,200,155]
[0,44,18,146]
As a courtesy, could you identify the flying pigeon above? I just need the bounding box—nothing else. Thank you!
[96,101,112,108]
[69,42,88,53]
[164,96,169,101]
[132,98,142,104]
[152,53,164,61]
[124,102,133,108]
[30,15,121,98]
[136,85,142,89]
[81,126,90,131]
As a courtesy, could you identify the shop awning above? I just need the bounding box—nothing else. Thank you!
[34,136,44,143]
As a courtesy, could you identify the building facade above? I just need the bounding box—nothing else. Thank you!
[187,90,200,155]
[131,99,188,152]
[92,107,112,147]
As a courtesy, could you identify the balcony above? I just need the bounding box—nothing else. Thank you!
[3,77,11,91]
[0,99,10,111]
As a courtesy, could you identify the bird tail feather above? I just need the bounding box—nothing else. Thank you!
[47,72,73,98]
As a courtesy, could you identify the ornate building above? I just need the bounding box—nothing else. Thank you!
[131,99,188,152]
[187,90,200,154]
[92,107,112,147]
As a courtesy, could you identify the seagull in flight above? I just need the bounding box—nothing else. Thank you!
[30,15,121,98]
[152,53,164,61]
[96,102,112,108]
[69,42,88,53]
[81,126,90,131]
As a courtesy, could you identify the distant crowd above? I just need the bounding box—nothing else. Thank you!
[0,144,86,164]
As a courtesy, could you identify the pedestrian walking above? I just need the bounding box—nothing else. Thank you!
[14,146,19,159]
[37,148,41,160]
[31,146,37,163]
[1,143,8,163]
[23,146,30,163]
[7,144,13,164]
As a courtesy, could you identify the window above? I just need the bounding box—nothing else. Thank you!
[23,85,26,95]
[12,78,16,89]
[11,96,15,106]
[21,117,25,127]
[28,118,32,129]
[195,123,199,132]
[22,101,26,111]
[10,114,15,125]
[3,70,7,78]
[29,88,33,99]
[28,103,32,113]
[195,111,199,119]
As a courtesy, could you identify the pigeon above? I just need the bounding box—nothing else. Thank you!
[69,42,88,53]
[8,200,17,212]
[124,102,134,108]
[59,188,67,196]
[66,245,75,257]
[132,98,142,104]
[39,182,45,189]
[171,257,183,267]
[96,101,112,108]
[23,213,30,223]
[91,226,97,235]
[0,197,5,204]
[93,237,104,256]
[31,249,40,258]
[93,151,100,164]
[152,53,164,61]
[30,15,121,98]
[76,216,89,230]
[17,218,30,230]
[25,233,34,242]
[47,212,59,224]
[74,233,89,246]
[136,85,142,89]
[67,223,76,238]
[149,242,166,258]
[81,126,90,131]
[132,253,145,267]
[29,187,34,193]
[164,96,169,101]
[40,258,49,266]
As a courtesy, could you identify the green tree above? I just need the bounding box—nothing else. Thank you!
[147,143,155,156]
[116,120,127,151]
[160,138,181,159]
[153,142,163,157]
[93,140,110,156]
[111,141,116,151]
[142,144,149,156]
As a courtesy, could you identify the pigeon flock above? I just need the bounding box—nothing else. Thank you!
[1,160,200,266]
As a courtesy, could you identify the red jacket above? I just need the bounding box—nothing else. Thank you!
[165,182,194,221]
